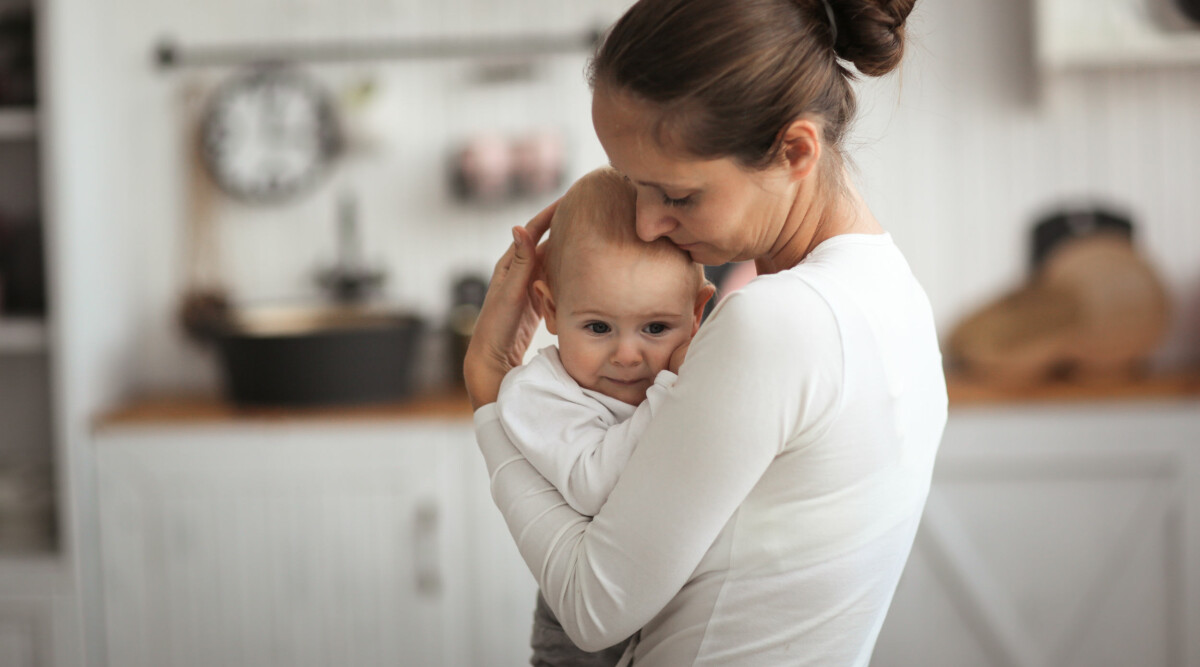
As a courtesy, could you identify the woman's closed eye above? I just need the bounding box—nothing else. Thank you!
[661,193,693,208]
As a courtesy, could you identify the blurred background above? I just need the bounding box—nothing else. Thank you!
[0,0,1197,665]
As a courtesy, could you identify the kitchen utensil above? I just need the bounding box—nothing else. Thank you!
[448,274,487,386]
[452,133,513,201]
[512,130,565,196]
[178,77,232,343]
[315,191,386,303]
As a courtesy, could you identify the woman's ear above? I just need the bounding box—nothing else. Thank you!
[692,282,717,334]
[779,119,822,182]
[533,279,558,335]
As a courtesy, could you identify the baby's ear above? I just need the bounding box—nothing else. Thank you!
[533,279,558,335]
[692,282,717,334]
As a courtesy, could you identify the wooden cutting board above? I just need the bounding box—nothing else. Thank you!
[947,233,1171,387]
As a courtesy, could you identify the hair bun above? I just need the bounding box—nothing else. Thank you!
[829,0,915,77]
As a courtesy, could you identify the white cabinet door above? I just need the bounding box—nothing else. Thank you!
[873,402,1200,667]
[458,428,540,667]
[0,605,37,667]
[0,595,53,667]
[97,422,470,667]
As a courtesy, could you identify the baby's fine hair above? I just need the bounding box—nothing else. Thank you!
[543,167,702,290]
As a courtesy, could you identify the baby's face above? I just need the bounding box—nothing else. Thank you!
[549,244,700,405]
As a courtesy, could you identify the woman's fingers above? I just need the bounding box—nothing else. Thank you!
[524,198,558,244]
[464,201,558,409]
[490,198,555,279]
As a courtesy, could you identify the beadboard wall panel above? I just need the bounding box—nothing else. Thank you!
[92,0,1200,393]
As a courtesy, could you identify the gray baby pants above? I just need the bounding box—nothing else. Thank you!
[530,592,631,667]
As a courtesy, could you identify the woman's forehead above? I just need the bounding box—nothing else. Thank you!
[595,90,742,187]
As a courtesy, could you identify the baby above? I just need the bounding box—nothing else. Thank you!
[496,167,713,666]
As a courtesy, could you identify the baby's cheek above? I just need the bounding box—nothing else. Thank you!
[649,342,680,373]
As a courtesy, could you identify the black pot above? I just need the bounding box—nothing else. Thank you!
[1030,208,1133,271]
[215,307,425,407]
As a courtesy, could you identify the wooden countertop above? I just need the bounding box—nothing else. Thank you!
[945,369,1200,405]
[96,371,1200,428]
[97,388,476,428]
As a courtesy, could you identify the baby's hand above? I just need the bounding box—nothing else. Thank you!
[668,341,690,374]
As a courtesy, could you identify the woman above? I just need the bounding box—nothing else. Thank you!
[465,0,948,664]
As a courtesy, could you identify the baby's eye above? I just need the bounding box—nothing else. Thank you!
[643,322,669,335]
[585,322,611,335]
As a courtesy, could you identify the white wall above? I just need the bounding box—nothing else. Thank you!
[856,0,1200,371]
[95,0,1200,395]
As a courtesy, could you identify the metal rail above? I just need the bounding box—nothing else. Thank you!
[153,28,603,70]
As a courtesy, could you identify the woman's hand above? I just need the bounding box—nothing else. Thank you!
[463,200,556,409]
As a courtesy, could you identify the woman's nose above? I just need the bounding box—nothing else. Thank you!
[635,198,677,242]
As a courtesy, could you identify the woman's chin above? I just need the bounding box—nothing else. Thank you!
[680,245,731,266]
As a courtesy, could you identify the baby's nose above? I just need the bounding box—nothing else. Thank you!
[611,339,643,366]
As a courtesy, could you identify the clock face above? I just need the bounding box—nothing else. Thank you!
[201,65,342,204]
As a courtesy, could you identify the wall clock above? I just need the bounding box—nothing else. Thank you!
[201,64,342,204]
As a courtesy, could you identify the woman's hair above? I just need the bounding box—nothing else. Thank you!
[544,167,701,290]
[588,0,916,170]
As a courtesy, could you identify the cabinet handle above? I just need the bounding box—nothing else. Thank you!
[413,499,442,597]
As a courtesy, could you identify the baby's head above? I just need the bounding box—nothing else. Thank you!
[535,167,713,405]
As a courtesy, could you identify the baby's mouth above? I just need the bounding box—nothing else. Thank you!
[604,377,645,386]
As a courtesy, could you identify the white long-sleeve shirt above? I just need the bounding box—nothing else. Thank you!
[496,346,676,516]
[474,233,948,666]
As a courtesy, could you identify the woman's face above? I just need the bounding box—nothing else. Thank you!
[592,86,798,266]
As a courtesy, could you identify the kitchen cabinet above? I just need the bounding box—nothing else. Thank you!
[461,426,544,667]
[873,399,1200,667]
[94,416,540,667]
[93,395,1200,667]
[0,595,54,667]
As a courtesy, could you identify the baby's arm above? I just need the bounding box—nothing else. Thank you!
[497,370,677,516]
[562,372,676,514]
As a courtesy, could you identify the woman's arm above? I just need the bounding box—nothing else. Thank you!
[463,201,555,409]
[476,288,843,651]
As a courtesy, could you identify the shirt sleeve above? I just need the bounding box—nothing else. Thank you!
[475,285,844,651]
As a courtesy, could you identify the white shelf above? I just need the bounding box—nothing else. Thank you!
[1036,0,1200,71]
[0,318,48,353]
[0,109,36,140]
